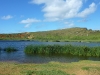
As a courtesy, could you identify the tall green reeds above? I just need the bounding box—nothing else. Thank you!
[4,47,17,52]
[0,47,1,51]
[24,45,100,57]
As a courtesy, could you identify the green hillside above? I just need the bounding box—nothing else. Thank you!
[0,27,100,42]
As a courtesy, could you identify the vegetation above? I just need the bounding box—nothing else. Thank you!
[4,47,17,52]
[0,47,1,50]
[24,45,100,57]
[0,27,100,42]
[0,47,1,52]
[0,60,100,75]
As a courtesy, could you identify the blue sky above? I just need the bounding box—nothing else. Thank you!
[0,0,100,33]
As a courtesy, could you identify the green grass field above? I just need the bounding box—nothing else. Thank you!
[0,60,100,75]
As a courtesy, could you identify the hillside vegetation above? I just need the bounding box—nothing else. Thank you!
[0,27,100,42]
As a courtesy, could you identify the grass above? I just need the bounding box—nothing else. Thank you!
[4,47,17,52]
[0,60,100,75]
[34,70,68,75]
[24,45,100,57]
[22,70,68,75]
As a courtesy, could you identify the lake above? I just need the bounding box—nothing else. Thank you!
[0,40,100,63]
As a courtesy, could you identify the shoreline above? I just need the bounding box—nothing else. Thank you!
[0,40,100,43]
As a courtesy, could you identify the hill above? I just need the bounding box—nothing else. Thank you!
[0,27,100,42]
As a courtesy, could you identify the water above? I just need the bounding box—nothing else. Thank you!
[0,40,100,63]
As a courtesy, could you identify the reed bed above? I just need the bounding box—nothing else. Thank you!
[0,47,1,52]
[24,45,100,57]
[4,47,17,52]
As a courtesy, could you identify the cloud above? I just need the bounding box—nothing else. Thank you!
[78,18,88,22]
[1,15,13,20]
[30,0,97,21]
[64,21,75,27]
[77,3,97,17]
[84,0,88,2]
[20,18,41,27]
[99,2,100,5]
[20,15,24,18]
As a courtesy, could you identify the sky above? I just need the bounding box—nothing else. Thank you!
[0,0,100,33]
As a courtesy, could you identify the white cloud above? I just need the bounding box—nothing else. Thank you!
[64,21,75,27]
[84,0,88,2]
[1,15,13,20]
[77,3,97,17]
[78,18,88,22]
[20,15,24,18]
[30,0,97,21]
[20,18,41,27]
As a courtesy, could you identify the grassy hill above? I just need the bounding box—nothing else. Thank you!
[0,27,100,42]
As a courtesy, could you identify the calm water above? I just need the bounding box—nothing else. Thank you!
[0,40,100,63]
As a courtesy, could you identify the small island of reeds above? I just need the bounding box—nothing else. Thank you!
[4,47,17,52]
[24,45,100,57]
